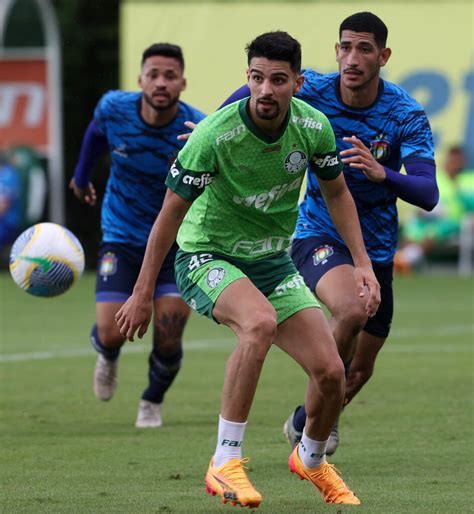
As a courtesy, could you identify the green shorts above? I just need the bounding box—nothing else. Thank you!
[174,249,320,325]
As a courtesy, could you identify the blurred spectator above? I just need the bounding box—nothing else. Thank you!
[0,151,22,251]
[395,146,474,271]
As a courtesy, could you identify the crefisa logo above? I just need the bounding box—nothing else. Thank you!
[284,150,307,174]
[370,135,391,162]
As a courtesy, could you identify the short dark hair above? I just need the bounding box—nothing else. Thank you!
[141,43,184,69]
[245,31,301,73]
[339,12,388,48]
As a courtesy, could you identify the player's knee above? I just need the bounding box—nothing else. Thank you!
[97,323,124,348]
[240,311,277,353]
[314,361,345,396]
[334,303,367,333]
[352,363,374,387]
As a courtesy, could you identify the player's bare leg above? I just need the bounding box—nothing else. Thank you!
[316,264,368,362]
[136,296,190,428]
[275,308,344,439]
[205,278,276,508]
[275,308,360,505]
[345,331,386,404]
[284,264,369,451]
[92,302,126,401]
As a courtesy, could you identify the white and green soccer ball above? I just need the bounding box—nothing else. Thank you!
[9,222,85,297]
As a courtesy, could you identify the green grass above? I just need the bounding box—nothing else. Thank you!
[1,271,473,513]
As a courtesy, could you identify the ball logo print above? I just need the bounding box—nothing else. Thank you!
[9,222,85,297]
[284,150,307,174]
[206,267,225,289]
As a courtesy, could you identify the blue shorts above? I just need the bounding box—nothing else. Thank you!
[291,236,393,338]
[95,242,179,302]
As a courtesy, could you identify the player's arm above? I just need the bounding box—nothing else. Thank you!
[115,189,192,342]
[317,172,380,316]
[69,119,108,206]
[340,105,439,211]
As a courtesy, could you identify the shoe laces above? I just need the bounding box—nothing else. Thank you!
[309,463,352,497]
[220,458,254,490]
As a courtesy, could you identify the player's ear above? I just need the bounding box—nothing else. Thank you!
[246,68,251,83]
[294,74,305,94]
[137,74,142,88]
[380,47,392,67]
[181,77,187,91]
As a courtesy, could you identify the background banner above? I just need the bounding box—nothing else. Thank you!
[121,1,473,167]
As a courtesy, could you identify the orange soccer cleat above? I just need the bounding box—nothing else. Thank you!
[205,457,262,509]
[288,445,361,505]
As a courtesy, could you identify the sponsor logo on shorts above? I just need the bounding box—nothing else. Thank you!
[284,150,308,174]
[189,298,197,310]
[370,134,391,161]
[99,252,117,279]
[274,274,306,296]
[313,245,334,266]
[207,267,226,288]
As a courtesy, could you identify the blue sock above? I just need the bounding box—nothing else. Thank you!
[293,359,353,432]
[142,346,183,404]
[90,324,120,361]
[293,405,306,433]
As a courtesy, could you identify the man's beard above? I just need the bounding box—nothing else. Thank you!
[255,101,280,120]
[143,92,179,112]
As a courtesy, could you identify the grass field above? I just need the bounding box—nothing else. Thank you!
[1,271,473,513]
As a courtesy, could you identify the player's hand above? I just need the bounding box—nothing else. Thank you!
[354,265,381,317]
[176,121,198,141]
[340,136,386,182]
[115,292,152,342]
[69,178,97,206]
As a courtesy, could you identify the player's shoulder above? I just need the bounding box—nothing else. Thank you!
[381,79,426,115]
[300,70,338,94]
[177,101,206,123]
[97,90,140,113]
[195,100,240,132]
[290,97,331,128]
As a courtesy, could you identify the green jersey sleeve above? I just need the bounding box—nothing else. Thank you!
[308,114,342,181]
[165,120,217,201]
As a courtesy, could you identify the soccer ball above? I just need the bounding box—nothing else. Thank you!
[9,223,85,297]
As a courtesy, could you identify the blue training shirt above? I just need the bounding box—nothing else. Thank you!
[94,90,205,246]
[296,71,435,265]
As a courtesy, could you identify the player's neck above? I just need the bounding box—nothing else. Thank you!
[140,100,179,127]
[248,109,288,139]
[339,78,380,108]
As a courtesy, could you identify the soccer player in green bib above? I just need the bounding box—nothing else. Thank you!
[116,31,380,508]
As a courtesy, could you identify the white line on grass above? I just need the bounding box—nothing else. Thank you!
[0,324,472,363]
